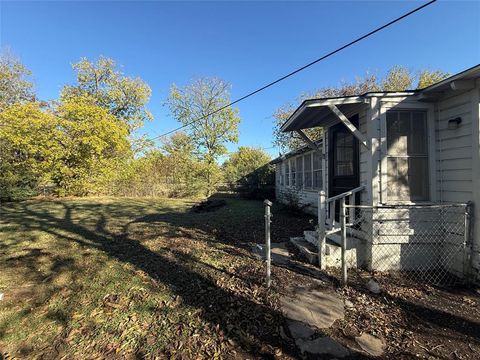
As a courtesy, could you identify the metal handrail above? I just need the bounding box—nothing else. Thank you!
[326,185,365,204]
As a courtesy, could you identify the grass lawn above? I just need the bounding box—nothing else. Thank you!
[0,197,313,359]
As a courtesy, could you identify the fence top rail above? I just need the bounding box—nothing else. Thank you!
[345,203,469,209]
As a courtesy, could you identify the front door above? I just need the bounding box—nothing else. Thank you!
[328,114,360,201]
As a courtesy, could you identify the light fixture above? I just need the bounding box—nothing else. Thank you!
[447,117,462,130]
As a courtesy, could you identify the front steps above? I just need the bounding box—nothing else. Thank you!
[289,230,359,268]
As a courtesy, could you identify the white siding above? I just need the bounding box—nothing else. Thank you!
[435,93,474,203]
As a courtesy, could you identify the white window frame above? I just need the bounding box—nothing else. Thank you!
[379,100,436,204]
[312,150,323,190]
[303,152,313,189]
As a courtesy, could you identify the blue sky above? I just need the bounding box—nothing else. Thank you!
[1,1,479,158]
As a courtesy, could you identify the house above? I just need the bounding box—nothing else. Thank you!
[272,64,480,284]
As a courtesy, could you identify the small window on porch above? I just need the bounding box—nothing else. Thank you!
[304,153,312,188]
[296,156,303,189]
[291,159,296,187]
[285,161,290,186]
[313,151,322,189]
[386,110,429,201]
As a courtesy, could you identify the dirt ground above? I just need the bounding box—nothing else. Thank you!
[0,196,479,359]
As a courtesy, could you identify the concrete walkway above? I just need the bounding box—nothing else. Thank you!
[252,241,385,358]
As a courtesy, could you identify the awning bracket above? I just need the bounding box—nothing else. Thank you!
[327,104,370,150]
[295,129,320,151]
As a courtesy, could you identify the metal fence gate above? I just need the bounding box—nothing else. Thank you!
[344,203,473,286]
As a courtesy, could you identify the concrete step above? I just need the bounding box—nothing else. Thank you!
[290,237,318,264]
[290,236,358,269]
[303,230,318,246]
[326,233,361,250]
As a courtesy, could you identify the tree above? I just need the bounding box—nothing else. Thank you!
[54,96,131,195]
[381,65,414,91]
[166,77,240,195]
[0,50,35,110]
[223,147,271,185]
[273,73,379,151]
[161,132,206,196]
[61,56,152,132]
[0,103,63,200]
[417,69,450,89]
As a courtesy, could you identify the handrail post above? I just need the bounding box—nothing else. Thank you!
[318,191,326,270]
[341,197,347,285]
[264,199,273,288]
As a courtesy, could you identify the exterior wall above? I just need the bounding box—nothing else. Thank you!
[434,87,478,278]
[473,81,480,283]
[435,91,474,203]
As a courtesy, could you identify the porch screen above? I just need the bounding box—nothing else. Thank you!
[296,157,303,188]
[285,161,290,186]
[290,159,296,187]
[313,151,322,189]
[304,153,312,188]
[386,110,428,201]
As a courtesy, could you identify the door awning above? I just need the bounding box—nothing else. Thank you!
[280,96,369,133]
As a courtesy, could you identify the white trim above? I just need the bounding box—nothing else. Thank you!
[379,102,435,205]
[280,96,367,132]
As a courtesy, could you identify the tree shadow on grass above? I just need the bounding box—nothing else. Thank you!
[1,200,302,358]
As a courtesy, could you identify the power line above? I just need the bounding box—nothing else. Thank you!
[151,0,436,141]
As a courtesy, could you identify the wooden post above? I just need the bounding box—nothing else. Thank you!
[318,191,326,270]
[264,199,273,288]
[341,197,347,286]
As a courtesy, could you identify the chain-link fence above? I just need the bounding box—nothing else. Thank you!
[344,203,472,286]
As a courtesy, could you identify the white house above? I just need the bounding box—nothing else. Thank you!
[272,64,480,284]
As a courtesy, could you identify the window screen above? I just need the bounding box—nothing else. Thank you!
[304,153,312,188]
[386,110,428,201]
[313,151,322,189]
[296,156,303,189]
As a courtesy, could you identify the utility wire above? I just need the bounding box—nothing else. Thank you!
[151,0,436,141]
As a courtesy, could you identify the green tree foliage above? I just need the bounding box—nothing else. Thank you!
[223,146,271,185]
[223,147,274,199]
[381,65,414,91]
[0,50,35,110]
[417,69,450,89]
[166,77,240,195]
[53,96,131,196]
[0,98,130,200]
[61,56,152,132]
[0,103,62,200]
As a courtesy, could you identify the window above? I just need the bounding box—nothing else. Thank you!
[290,159,296,187]
[313,151,322,189]
[285,161,290,186]
[296,156,303,188]
[276,164,281,186]
[304,153,312,188]
[334,132,354,176]
[386,110,429,201]
[279,164,284,186]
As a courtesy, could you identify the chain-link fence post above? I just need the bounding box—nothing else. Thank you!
[264,199,272,288]
[318,191,326,270]
[465,201,475,283]
[341,197,347,286]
